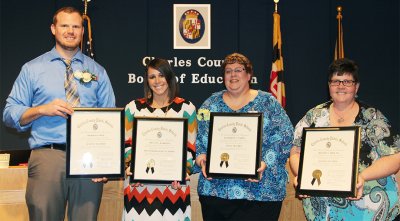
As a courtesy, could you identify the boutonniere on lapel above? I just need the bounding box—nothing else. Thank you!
[73,70,98,84]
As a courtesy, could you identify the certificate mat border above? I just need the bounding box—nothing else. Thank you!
[206,112,263,179]
[66,107,125,179]
[297,126,361,197]
[130,117,188,185]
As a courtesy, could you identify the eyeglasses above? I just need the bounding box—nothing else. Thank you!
[328,80,356,87]
[224,68,245,75]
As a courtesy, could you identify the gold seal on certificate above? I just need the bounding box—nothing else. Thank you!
[66,108,125,179]
[206,112,263,180]
[146,159,155,174]
[311,169,322,186]
[220,152,230,168]
[297,126,361,197]
[81,152,94,169]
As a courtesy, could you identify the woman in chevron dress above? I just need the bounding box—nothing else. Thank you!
[123,58,197,221]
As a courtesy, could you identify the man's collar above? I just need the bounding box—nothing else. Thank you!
[49,47,84,63]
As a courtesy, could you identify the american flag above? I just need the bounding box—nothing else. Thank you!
[269,11,286,108]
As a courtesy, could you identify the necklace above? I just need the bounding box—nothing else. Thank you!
[152,99,171,116]
[331,102,355,123]
[163,103,170,116]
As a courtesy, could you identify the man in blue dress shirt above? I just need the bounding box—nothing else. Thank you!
[3,6,115,221]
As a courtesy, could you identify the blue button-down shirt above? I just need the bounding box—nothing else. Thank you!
[3,47,116,149]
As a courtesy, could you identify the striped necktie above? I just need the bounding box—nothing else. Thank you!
[62,59,80,107]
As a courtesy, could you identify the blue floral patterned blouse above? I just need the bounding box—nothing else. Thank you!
[293,100,400,220]
[196,90,294,201]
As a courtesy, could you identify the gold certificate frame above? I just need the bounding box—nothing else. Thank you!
[297,126,361,197]
[66,108,124,179]
[130,117,188,185]
[206,112,263,179]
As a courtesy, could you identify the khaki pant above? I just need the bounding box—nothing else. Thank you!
[26,148,103,221]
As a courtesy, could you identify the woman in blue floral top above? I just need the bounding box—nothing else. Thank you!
[195,53,294,220]
[289,58,400,220]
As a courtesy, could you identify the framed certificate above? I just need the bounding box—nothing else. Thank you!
[297,126,361,197]
[206,112,263,179]
[66,108,124,179]
[130,117,187,184]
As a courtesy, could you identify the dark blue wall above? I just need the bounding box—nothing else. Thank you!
[1,0,399,150]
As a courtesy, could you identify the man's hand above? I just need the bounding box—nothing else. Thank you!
[92,177,108,183]
[40,98,74,118]
[20,98,74,125]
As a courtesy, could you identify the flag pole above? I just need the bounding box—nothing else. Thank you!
[83,0,91,16]
[335,6,344,60]
[274,0,279,13]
